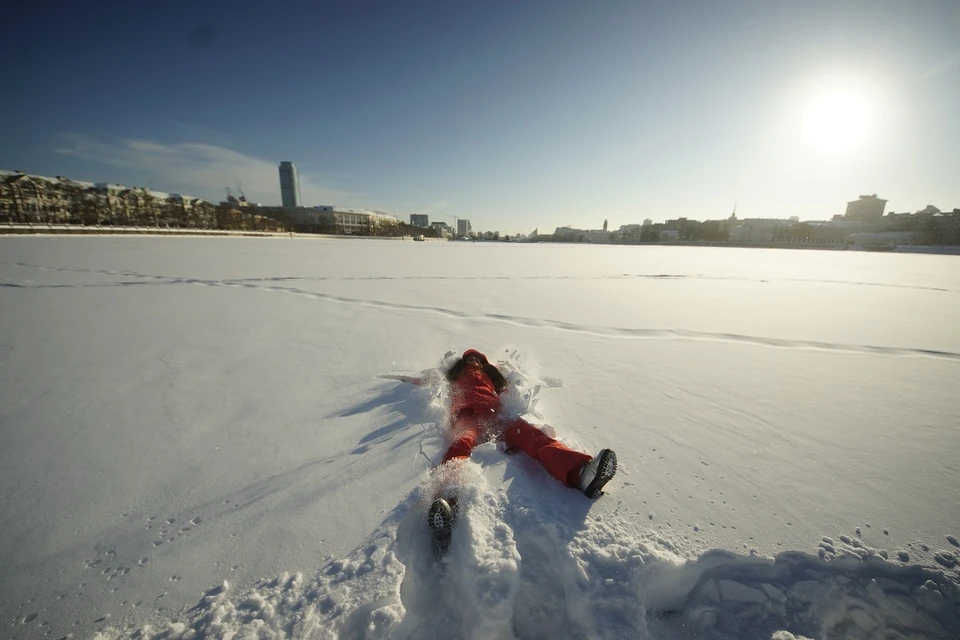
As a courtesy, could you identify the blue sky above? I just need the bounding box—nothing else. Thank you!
[3,0,959,234]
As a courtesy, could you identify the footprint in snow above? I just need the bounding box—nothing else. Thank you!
[934,551,958,568]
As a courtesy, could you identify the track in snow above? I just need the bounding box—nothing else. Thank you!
[4,261,957,362]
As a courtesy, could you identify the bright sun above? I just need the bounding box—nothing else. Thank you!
[801,89,872,154]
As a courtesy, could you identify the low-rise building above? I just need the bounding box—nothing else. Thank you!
[729,218,786,243]
[289,205,400,235]
[430,221,452,238]
[0,170,217,227]
[553,226,610,242]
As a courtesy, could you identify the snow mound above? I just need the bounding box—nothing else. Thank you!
[94,468,960,640]
[645,549,960,639]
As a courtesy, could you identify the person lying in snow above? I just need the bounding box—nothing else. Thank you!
[392,349,618,544]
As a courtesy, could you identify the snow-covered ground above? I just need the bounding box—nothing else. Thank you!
[1,236,958,640]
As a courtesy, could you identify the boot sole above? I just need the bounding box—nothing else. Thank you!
[428,499,454,555]
[428,500,454,534]
[583,450,618,498]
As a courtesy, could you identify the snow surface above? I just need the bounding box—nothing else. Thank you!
[1,236,959,640]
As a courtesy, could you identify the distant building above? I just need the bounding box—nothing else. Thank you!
[0,169,221,228]
[289,205,399,235]
[410,213,429,227]
[457,219,471,236]
[278,161,301,209]
[847,230,915,247]
[430,221,452,238]
[729,218,786,243]
[616,224,643,242]
[844,194,886,221]
[926,209,959,244]
[553,226,610,243]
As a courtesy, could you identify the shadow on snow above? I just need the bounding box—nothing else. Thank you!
[118,446,960,640]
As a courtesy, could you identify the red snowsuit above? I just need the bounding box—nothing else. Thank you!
[443,350,591,488]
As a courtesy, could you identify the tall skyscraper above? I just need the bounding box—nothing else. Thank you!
[279,161,301,209]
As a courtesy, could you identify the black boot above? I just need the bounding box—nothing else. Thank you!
[428,497,458,555]
[578,449,618,498]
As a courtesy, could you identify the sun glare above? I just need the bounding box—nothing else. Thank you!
[801,88,872,154]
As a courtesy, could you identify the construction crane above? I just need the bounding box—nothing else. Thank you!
[446,214,459,239]
[225,183,248,206]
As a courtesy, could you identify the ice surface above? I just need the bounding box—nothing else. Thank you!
[1,236,958,639]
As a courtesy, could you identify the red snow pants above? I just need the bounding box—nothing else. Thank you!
[442,410,591,488]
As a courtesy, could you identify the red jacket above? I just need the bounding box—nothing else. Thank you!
[450,365,501,416]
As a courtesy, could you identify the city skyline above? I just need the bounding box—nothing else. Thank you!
[4,164,956,243]
[3,1,959,235]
